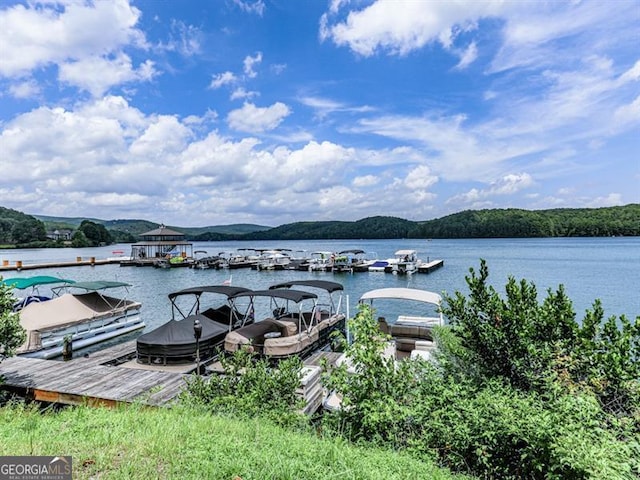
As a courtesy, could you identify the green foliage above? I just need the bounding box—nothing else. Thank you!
[441,259,580,391]
[0,278,26,361]
[184,348,306,427]
[0,207,47,244]
[571,302,640,420]
[441,260,640,420]
[77,220,113,246]
[415,204,640,238]
[323,272,639,479]
[410,377,639,479]
[243,216,416,240]
[70,230,90,247]
[322,304,431,444]
[7,204,640,242]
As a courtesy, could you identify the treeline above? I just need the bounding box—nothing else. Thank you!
[413,205,640,238]
[239,204,640,240]
[0,207,126,247]
[0,207,47,245]
[3,204,639,245]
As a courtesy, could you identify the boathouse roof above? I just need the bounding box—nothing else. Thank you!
[140,224,185,238]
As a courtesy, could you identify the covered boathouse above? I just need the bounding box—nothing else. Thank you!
[127,225,193,264]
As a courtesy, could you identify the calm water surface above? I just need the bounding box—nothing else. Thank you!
[1,238,638,342]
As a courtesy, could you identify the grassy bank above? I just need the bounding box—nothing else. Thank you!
[0,403,468,480]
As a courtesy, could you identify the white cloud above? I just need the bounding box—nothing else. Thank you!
[585,193,624,208]
[352,175,380,187]
[243,52,263,78]
[232,0,265,16]
[320,0,500,57]
[230,87,259,101]
[404,165,438,191]
[446,173,534,206]
[209,71,237,89]
[454,42,478,70]
[0,0,147,77]
[8,79,40,99]
[159,20,201,56]
[227,102,291,133]
[59,55,156,97]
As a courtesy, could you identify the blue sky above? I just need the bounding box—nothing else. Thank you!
[0,0,638,227]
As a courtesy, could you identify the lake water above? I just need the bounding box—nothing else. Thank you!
[1,237,638,344]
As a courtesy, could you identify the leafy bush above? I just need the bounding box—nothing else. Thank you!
[441,259,580,392]
[322,304,432,445]
[322,271,639,479]
[0,278,25,361]
[184,348,306,427]
[441,260,640,420]
[571,301,640,421]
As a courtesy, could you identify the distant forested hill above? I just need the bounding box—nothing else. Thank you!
[7,203,639,245]
[0,207,47,244]
[413,205,640,238]
[32,215,271,241]
[242,216,415,240]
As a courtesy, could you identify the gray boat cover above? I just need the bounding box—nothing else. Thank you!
[136,314,228,358]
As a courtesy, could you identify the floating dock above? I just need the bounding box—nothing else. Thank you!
[0,257,122,272]
[0,341,341,412]
[417,259,444,273]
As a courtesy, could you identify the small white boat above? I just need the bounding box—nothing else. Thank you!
[306,251,333,272]
[358,287,444,359]
[16,281,144,359]
[388,249,420,275]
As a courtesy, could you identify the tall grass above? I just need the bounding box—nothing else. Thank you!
[0,402,468,480]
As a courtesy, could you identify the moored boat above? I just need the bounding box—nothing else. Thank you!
[1,275,75,311]
[358,287,444,359]
[136,285,253,365]
[16,280,144,359]
[223,280,346,360]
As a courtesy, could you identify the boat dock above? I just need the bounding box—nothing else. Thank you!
[417,259,444,273]
[0,257,123,272]
[0,341,341,412]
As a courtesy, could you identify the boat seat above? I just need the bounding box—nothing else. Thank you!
[224,319,288,353]
[377,317,390,335]
[389,323,433,341]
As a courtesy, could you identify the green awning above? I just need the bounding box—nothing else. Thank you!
[1,276,75,290]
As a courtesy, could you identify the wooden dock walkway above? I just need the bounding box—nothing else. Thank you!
[0,341,343,411]
[0,341,188,407]
[0,258,122,272]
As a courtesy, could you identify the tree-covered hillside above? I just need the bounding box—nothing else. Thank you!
[413,205,640,238]
[0,207,47,245]
[5,204,640,245]
[242,216,415,240]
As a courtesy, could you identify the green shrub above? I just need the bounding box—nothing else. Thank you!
[441,259,579,392]
[322,278,639,479]
[0,278,25,361]
[184,348,306,427]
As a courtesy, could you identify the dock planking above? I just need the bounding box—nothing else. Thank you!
[0,342,188,407]
[0,341,342,410]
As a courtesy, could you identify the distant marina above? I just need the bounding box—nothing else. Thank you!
[1,236,638,413]
[1,236,638,324]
